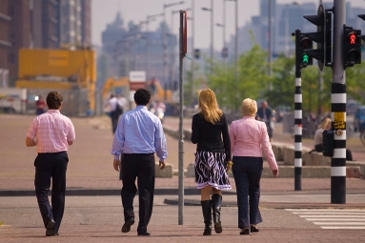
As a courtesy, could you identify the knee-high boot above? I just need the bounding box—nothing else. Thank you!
[200,200,212,235]
[212,194,222,233]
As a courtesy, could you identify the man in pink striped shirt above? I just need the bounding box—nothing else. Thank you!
[26,91,75,237]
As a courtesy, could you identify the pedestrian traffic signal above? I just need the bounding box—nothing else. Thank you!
[294,29,313,70]
[302,4,332,71]
[322,130,334,157]
[343,26,362,68]
[194,49,200,59]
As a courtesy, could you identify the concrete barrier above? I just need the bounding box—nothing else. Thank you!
[155,162,173,178]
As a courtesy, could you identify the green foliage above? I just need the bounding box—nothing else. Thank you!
[185,35,365,113]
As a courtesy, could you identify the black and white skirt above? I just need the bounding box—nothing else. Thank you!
[194,151,231,190]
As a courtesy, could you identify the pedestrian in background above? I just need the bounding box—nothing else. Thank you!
[256,100,275,142]
[106,94,119,134]
[230,98,278,235]
[25,91,75,236]
[313,117,354,161]
[191,88,232,236]
[111,88,167,236]
[35,95,46,115]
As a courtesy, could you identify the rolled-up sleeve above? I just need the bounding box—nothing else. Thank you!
[111,116,125,160]
[155,121,167,160]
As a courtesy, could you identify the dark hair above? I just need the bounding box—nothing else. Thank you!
[46,91,63,109]
[134,88,151,106]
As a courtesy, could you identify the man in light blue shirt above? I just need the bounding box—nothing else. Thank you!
[111,88,167,236]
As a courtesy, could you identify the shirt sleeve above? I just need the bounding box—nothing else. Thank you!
[221,113,231,161]
[111,115,125,160]
[229,121,235,159]
[66,119,76,142]
[191,115,199,144]
[260,123,278,171]
[154,119,167,161]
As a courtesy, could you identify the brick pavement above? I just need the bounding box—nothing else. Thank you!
[1,114,364,202]
[1,114,365,242]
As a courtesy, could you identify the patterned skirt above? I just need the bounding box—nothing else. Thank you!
[194,151,231,190]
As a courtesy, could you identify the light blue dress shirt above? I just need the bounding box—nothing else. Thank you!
[111,105,167,161]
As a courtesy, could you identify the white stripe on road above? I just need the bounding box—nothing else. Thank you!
[285,209,365,230]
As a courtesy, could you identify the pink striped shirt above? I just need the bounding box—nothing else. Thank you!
[26,110,75,153]
[229,116,278,171]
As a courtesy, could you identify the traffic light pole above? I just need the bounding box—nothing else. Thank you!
[294,61,302,191]
[331,0,346,204]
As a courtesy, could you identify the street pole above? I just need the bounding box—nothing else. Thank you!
[294,29,303,191]
[191,0,195,105]
[331,0,346,204]
[210,0,214,65]
[268,0,272,88]
[178,10,186,225]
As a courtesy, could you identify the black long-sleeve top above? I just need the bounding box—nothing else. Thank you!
[191,112,231,161]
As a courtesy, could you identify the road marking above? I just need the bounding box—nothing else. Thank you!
[286,209,365,230]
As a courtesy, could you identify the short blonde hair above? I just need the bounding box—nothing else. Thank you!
[319,117,331,129]
[241,98,257,117]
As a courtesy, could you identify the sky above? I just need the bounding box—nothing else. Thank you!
[91,0,365,51]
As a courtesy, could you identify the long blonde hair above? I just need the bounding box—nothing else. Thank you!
[198,88,222,124]
[319,117,331,129]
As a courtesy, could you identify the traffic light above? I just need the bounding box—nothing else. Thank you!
[295,29,313,70]
[322,130,334,157]
[343,26,362,68]
[302,4,332,71]
[194,49,200,59]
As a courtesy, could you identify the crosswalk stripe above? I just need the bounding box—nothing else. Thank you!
[285,209,365,230]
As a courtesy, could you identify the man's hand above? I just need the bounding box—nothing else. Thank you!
[272,169,279,178]
[113,159,121,172]
[159,160,166,170]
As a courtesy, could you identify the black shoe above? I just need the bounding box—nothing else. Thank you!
[46,220,56,236]
[121,217,135,233]
[251,225,259,232]
[137,231,150,236]
[240,228,250,235]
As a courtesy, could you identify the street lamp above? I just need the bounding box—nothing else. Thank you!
[146,13,164,80]
[202,0,214,65]
[163,1,184,94]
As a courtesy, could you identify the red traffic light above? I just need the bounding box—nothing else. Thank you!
[349,33,357,45]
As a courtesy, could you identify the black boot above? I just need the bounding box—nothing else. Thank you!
[201,200,212,235]
[212,194,222,233]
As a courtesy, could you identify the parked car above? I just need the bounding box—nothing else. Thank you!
[354,106,365,132]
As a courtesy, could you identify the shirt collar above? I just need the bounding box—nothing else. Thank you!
[47,109,61,114]
[136,105,148,110]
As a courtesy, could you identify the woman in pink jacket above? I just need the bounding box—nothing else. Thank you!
[229,98,279,235]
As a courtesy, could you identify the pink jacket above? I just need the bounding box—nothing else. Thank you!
[229,116,278,171]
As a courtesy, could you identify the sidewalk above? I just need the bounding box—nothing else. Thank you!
[0,114,364,206]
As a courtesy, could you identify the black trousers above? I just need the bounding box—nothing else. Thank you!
[34,152,68,233]
[110,110,120,134]
[121,153,155,234]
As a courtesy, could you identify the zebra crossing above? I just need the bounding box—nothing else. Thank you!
[286,209,365,229]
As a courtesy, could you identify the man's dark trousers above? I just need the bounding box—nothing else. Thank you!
[121,153,155,234]
[34,152,68,234]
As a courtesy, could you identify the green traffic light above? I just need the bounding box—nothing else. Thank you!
[302,54,309,64]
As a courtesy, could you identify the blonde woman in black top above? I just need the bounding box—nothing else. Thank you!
[191,88,231,236]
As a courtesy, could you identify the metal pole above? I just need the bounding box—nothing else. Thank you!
[178,10,185,225]
[163,6,168,95]
[294,30,302,191]
[331,0,346,204]
[191,0,195,104]
[223,0,226,63]
[235,0,238,85]
[268,0,272,82]
[210,0,214,64]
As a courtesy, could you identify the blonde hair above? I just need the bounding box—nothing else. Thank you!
[319,117,331,129]
[241,98,257,117]
[198,88,222,124]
